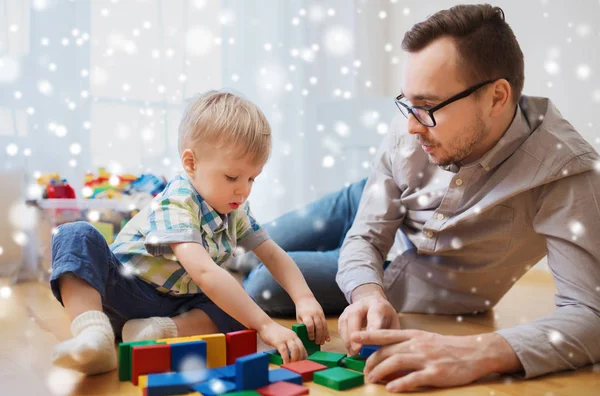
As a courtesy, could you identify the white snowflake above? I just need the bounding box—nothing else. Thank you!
[544,60,560,75]
[323,26,353,56]
[262,290,272,300]
[548,330,563,344]
[451,237,463,250]
[576,64,591,80]
[334,121,350,137]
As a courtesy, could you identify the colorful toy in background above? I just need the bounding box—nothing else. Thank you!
[36,174,77,199]
[82,168,167,199]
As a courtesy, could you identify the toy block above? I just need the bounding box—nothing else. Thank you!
[191,378,236,395]
[264,349,283,365]
[341,355,366,372]
[146,372,195,396]
[257,381,309,396]
[157,336,194,344]
[176,368,224,384]
[291,323,320,355]
[138,375,148,388]
[313,367,364,391]
[226,329,257,365]
[359,345,380,358]
[131,344,171,385]
[171,340,207,372]
[189,334,226,368]
[224,392,261,396]
[281,359,328,382]
[118,340,157,381]
[308,351,346,368]
[268,368,302,385]
[215,364,236,380]
[235,352,269,391]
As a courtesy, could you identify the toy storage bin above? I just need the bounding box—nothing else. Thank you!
[30,198,138,284]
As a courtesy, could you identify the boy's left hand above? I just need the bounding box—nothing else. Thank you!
[295,297,331,345]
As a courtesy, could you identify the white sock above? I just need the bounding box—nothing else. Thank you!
[121,316,178,342]
[52,311,117,375]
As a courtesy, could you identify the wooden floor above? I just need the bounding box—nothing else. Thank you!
[2,269,598,395]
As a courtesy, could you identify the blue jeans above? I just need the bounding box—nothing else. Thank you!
[50,221,246,336]
[244,178,368,316]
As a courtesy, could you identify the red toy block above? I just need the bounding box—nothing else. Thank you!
[281,359,327,382]
[257,381,309,396]
[226,329,258,365]
[131,344,171,385]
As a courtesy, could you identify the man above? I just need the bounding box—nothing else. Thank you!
[244,4,600,392]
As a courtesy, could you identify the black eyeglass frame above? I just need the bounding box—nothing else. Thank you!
[394,79,503,127]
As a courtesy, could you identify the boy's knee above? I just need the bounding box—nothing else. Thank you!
[53,221,105,246]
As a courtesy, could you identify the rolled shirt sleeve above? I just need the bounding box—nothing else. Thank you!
[496,157,600,378]
[235,201,269,252]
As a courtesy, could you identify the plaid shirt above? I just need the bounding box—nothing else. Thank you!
[110,174,268,295]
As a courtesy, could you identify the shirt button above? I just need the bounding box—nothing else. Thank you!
[425,230,434,238]
[455,179,463,186]
[436,213,445,221]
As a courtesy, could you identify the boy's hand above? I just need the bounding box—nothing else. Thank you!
[295,297,331,345]
[259,322,307,364]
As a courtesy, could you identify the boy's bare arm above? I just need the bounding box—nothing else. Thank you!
[171,242,272,330]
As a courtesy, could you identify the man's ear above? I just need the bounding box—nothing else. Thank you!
[489,78,511,117]
[181,149,196,175]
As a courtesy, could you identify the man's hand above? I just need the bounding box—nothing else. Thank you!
[352,329,523,393]
[338,284,400,356]
[258,322,307,364]
[295,296,331,345]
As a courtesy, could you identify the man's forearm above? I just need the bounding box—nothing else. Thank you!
[351,283,387,303]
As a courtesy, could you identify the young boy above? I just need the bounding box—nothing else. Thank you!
[50,91,330,375]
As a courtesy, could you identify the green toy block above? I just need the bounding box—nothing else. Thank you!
[118,340,158,381]
[313,367,364,391]
[224,391,261,395]
[308,351,346,368]
[292,323,321,355]
[266,349,284,365]
[292,323,309,340]
[341,355,366,372]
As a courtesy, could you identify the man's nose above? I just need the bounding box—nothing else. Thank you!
[407,114,429,136]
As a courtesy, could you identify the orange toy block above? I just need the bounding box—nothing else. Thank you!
[131,344,171,385]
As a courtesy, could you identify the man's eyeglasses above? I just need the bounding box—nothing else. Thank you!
[395,79,500,127]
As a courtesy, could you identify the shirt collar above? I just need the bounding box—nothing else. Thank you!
[439,105,530,174]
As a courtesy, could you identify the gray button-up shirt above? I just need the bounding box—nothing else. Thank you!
[337,96,600,379]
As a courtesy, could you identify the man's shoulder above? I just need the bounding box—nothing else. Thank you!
[518,95,599,179]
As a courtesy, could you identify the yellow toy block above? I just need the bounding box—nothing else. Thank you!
[156,336,194,344]
[189,334,226,368]
[138,375,147,388]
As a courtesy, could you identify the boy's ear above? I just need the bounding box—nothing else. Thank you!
[181,149,196,175]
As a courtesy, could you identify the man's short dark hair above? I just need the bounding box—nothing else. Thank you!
[402,4,525,104]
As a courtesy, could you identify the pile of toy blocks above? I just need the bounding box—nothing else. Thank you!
[119,324,378,395]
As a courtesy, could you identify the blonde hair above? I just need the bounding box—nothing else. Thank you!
[178,90,271,164]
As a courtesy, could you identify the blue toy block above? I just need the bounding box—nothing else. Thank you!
[146,372,191,396]
[235,352,269,391]
[191,378,236,395]
[170,340,207,372]
[169,367,224,385]
[215,364,236,380]
[268,368,303,385]
[359,345,380,358]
